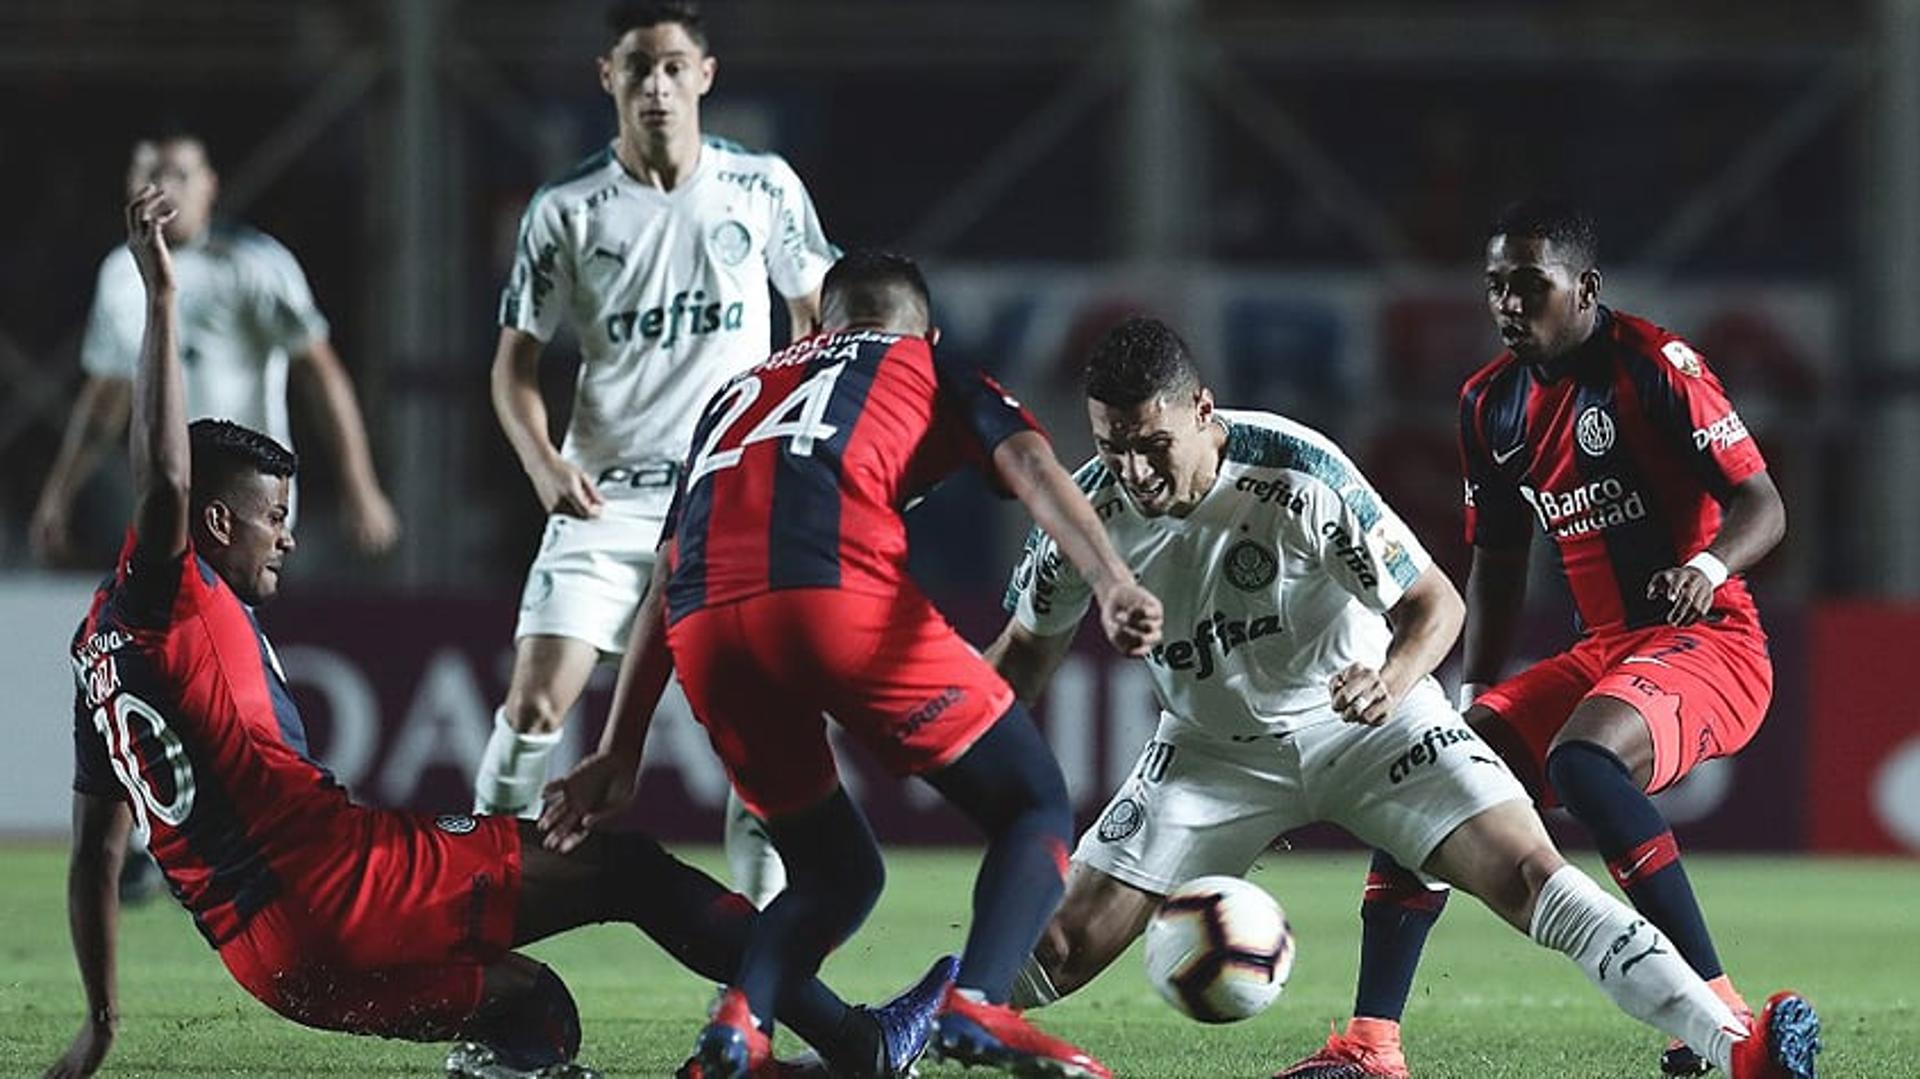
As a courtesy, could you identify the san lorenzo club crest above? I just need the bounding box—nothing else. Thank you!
[710,219,752,266]
[1224,540,1278,591]
[1097,797,1144,842]
[435,814,478,835]
[1576,406,1616,457]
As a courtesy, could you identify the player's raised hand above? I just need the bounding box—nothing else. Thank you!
[1647,565,1713,626]
[124,184,176,293]
[43,1016,113,1078]
[538,750,638,853]
[531,455,606,519]
[1330,662,1396,726]
[1096,579,1163,657]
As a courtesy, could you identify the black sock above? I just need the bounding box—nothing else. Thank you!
[926,705,1074,1002]
[1545,741,1724,980]
[1353,849,1448,1021]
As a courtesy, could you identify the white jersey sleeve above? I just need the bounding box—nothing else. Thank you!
[1003,459,1107,636]
[498,189,576,343]
[1292,459,1432,614]
[79,248,142,380]
[237,232,329,354]
[761,155,836,301]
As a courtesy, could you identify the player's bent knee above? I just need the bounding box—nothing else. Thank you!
[469,960,581,1070]
[501,693,567,735]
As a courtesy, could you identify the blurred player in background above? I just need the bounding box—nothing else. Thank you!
[31,130,399,566]
[1295,199,1797,1079]
[31,128,400,905]
[990,317,1818,1079]
[542,251,1164,1079]
[49,188,947,1079]
[477,0,832,909]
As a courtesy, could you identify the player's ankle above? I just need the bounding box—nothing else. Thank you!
[1345,1016,1402,1051]
[1705,975,1749,1016]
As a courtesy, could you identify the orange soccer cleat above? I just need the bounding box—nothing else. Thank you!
[1271,1023,1410,1079]
[931,986,1111,1078]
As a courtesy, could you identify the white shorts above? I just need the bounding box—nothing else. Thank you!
[513,490,669,655]
[1074,680,1529,895]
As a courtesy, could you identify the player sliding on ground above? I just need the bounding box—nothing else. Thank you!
[46,187,946,1079]
[989,316,1821,1079]
[542,251,1164,1079]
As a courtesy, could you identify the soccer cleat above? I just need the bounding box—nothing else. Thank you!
[1270,1024,1410,1079]
[444,1041,602,1078]
[1729,991,1821,1079]
[691,988,773,1079]
[117,848,163,905]
[931,986,1111,1078]
[865,954,960,1077]
[1664,1003,1752,1077]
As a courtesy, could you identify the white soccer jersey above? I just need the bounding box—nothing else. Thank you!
[1006,409,1435,736]
[81,224,329,449]
[498,137,836,486]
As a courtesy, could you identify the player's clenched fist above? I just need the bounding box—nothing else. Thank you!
[125,184,176,292]
[1646,565,1714,627]
[1096,579,1163,657]
[1330,662,1397,726]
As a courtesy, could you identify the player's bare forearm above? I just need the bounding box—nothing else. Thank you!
[490,329,559,479]
[33,377,133,563]
[992,432,1133,594]
[599,553,675,761]
[67,794,130,1030]
[983,619,1075,703]
[291,341,386,494]
[1460,543,1530,688]
[1704,470,1786,574]
[1379,564,1466,702]
[126,188,188,561]
[785,291,822,343]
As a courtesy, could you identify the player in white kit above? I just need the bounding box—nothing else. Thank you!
[32,132,399,566]
[993,317,1816,1079]
[475,1,834,905]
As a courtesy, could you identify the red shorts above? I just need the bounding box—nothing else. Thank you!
[1476,612,1773,798]
[217,809,521,1038]
[669,586,1015,818]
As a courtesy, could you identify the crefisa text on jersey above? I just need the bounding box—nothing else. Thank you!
[1148,609,1282,680]
[604,288,746,346]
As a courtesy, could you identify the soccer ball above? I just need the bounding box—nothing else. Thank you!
[1143,875,1294,1023]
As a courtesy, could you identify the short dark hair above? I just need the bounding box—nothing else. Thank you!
[189,419,297,510]
[821,249,931,328]
[1084,316,1201,407]
[606,0,708,51]
[1489,197,1599,270]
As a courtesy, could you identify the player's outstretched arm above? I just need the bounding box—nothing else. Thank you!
[47,793,134,1078]
[289,339,400,555]
[540,553,674,852]
[983,619,1077,703]
[125,186,189,565]
[1331,564,1464,726]
[31,376,134,566]
[490,327,603,519]
[1459,542,1530,707]
[1646,469,1786,627]
[990,431,1162,657]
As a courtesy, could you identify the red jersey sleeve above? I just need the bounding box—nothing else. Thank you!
[1458,368,1533,547]
[1631,332,1767,497]
[928,347,1044,496]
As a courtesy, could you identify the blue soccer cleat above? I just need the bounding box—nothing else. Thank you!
[866,954,959,1077]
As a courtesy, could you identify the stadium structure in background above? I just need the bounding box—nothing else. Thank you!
[1,1,1917,851]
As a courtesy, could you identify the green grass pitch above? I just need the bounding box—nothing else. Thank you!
[2,844,1913,1077]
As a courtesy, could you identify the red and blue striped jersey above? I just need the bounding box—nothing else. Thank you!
[1459,308,1767,636]
[665,329,1038,623]
[70,532,348,946]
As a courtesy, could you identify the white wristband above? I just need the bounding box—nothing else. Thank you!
[1457,682,1489,713]
[1684,551,1730,589]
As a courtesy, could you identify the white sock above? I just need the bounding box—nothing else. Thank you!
[1009,955,1062,1010]
[724,789,787,906]
[1529,865,1746,1071]
[473,708,563,819]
